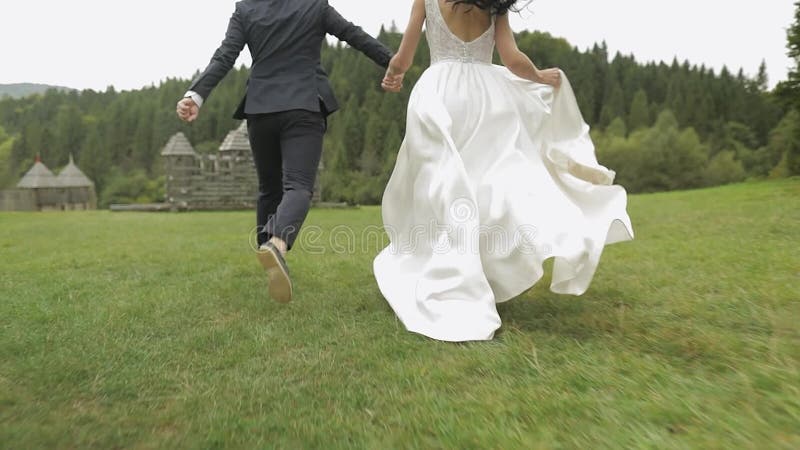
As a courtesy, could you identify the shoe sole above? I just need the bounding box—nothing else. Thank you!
[256,247,293,303]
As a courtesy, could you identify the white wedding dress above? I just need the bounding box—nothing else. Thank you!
[373,0,635,342]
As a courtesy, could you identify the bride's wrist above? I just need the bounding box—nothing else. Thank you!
[392,63,407,73]
[389,56,409,74]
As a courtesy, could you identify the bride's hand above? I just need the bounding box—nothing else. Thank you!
[536,68,562,88]
[382,69,405,93]
[382,62,406,93]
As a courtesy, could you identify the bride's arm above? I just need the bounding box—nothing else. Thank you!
[382,0,426,92]
[495,14,561,87]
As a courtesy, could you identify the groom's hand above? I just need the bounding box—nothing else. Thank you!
[176,98,200,123]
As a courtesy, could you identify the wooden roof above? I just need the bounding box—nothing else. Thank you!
[219,122,250,152]
[161,132,197,156]
[17,159,57,189]
[57,154,94,187]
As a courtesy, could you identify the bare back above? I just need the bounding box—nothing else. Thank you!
[436,0,493,43]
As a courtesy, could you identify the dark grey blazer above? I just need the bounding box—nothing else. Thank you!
[188,0,394,119]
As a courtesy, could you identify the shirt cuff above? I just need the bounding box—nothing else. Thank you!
[184,90,204,108]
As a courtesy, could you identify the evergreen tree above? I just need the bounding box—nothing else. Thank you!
[360,112,386,175]
[599,82,625,128]
[0,126,13,188]
[627,89,650,131]
[54,104,85,165]
[785,1,800,174]
[340,96,365,171]
[383,122,403,176]
[766,110,800,172]
[80,120,112,190]
[785,1,800,109]
[664,77,685,126]
[754,59,769,92]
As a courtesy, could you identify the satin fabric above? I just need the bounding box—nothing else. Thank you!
[372,59,634,342]
[373,0,634,342]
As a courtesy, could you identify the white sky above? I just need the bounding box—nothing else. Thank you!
[0,0,795,91]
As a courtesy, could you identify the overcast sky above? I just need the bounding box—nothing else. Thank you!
[0,0,795,91]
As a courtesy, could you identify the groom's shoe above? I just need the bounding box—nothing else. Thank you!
[257,242,293,303]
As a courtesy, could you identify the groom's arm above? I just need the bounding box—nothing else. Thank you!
[323,3,393,68]
[184,3,247,107]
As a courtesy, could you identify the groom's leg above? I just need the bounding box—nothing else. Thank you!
[264,109,325,251]
[247,114,283,247]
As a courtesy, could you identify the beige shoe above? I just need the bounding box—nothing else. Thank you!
[256,242,293,303]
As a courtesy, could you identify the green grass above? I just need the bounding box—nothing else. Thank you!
[1,178,799,449]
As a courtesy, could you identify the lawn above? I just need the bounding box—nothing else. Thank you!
[1,178,798,449]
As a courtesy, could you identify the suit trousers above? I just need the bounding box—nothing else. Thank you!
[247,109,326,251]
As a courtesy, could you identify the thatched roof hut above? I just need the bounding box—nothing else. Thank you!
[161,132,197,156]
[56,154,94,188]
[17,157,57,189]
[219,122,250,153]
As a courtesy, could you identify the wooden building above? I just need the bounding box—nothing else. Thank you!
[162,122,323,211]
[0,155,96,211]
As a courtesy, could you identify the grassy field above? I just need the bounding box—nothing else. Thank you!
[1,178,798,449]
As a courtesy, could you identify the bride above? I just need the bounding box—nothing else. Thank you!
[373,0,635,342]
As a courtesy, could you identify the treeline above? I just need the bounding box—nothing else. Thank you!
[320,29,798,202]
[0,27,797,206]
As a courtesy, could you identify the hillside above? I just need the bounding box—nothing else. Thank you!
[0,83,74,99]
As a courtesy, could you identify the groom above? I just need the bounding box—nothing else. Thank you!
[177,0,394,303]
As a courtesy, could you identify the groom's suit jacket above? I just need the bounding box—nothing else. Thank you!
[188,0,393,119]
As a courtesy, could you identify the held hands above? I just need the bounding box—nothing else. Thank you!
[176,97,200,123]
[536,68,562,89]
[382,67,405,93]
[382,57,406,93]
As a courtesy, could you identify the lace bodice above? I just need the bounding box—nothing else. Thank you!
[425,0,496,65]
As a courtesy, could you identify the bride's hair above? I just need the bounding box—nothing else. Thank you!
[445,0,529,16]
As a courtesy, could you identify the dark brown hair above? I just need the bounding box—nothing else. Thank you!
[445,0,527,16]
